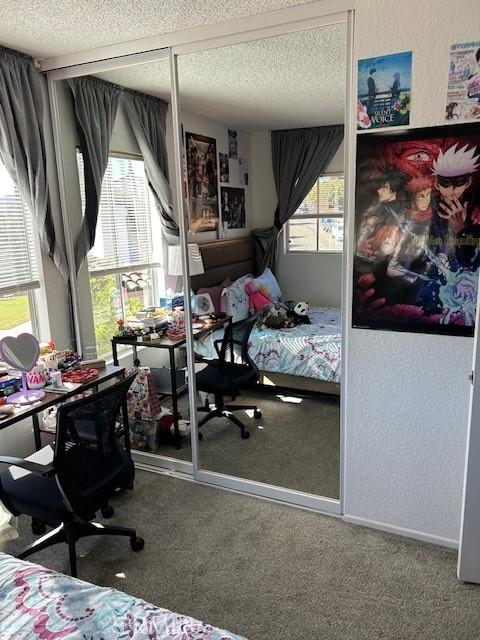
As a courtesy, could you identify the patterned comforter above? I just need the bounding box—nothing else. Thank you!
[0,552,246,640]
[196,307,341,384]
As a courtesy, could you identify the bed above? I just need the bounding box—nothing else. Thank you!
[0,552,246,640]
[191,237,341,396]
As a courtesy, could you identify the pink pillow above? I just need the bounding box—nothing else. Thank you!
[198,279,232,313]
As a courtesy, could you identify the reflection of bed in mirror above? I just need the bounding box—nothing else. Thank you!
[191,237,341,396]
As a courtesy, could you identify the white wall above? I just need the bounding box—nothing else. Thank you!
[343,0,477,546]
[250,131,344,306]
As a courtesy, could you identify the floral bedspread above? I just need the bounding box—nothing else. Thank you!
[196,307,341,384]
[0,552,246,640]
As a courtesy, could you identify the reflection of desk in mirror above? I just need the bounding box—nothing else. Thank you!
[0,365,126,451]
[111,316,232,449]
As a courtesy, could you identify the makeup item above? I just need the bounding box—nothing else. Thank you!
[50,370,62,389]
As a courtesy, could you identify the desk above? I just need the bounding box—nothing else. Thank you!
[0,365,126,451]
[111,316,232,449]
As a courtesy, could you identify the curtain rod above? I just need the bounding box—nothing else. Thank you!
[71,73,169,106]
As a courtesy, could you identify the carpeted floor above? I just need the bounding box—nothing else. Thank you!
[3,471,480,640]
[156,389,340,498]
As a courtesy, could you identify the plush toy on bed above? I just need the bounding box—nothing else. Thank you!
[245,280,272,311]
[287,301,311,325]
[259,305,295,330]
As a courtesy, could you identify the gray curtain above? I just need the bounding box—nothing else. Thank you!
[255,124,344,273]
[122,91,178,241]
[0,46,68,278]
[67,77,120,271]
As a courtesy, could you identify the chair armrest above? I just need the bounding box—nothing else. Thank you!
[0,456,56,478]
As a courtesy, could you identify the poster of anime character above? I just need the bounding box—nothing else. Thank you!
[357,51,412,131]
[221,187,246,229]
[445,41,480,122]
[239,157,249,186]
[352,124,480,337]
[185,132,219,233]
[228,129,238,159]
[219,152,229,182]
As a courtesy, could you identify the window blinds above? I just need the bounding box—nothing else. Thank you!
[294,174,344,218]
[77,152,160,276]
[0,163,40,296]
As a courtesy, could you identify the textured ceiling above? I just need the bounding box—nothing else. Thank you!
[94,24,346,130]
[0,0,318,59]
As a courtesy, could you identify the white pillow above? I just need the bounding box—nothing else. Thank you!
[221,274,253,322]
[251,268,282,301]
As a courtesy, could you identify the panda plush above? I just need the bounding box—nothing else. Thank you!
[287,301,311,325]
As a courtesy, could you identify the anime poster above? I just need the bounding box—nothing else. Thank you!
[352,124,480,337]
[357,52,412,131]
[228,129,238,158]
[185,132,219,233]
[239,157,249,185]
[445,41,480,122]
[219,153,229,182]
[221,187,246,229]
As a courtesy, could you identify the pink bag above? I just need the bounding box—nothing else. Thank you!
[245,281,272,311]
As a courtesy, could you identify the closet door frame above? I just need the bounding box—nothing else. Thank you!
[45,1,356,516]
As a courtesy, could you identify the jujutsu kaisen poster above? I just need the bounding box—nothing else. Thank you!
[357,52,412,130]
[352,124,480,337]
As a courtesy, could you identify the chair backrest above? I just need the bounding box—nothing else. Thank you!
[218,314,259,374]
[53,372,136,517]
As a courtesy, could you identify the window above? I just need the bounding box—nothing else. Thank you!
[286,173,344,253]
[0,163,39,339]
[77,152,163,357]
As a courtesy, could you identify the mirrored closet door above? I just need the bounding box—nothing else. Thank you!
[174,22,347,506]
[50,53,197,470]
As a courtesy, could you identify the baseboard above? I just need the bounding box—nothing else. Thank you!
[343,515,459,549]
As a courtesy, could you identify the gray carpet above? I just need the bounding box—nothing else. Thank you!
[3,471,480,640]
[157,390,340,498]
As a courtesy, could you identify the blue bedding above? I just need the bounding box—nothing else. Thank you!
[196,307,341,384]
[0,552,246,640]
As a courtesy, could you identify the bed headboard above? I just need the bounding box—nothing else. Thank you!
[191,236,255,291]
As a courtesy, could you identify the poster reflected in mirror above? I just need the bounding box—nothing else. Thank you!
[221,187,246,229]
[352,123,480,336]
[185,132,219,232]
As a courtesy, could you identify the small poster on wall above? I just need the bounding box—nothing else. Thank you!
[221,187,246,229]
[219,152,229,182]
[185,132,219,233]
[445,41,480,122]
[352,123,480,337]
[239,157,249,185]
[228,129,238,158]
[357,51,412,130]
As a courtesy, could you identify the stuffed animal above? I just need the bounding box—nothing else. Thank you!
[287,301,311,325]
[245,281,272,311]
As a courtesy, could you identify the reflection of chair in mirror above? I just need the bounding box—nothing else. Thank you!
[0,373,143,578]
[196,315,262,440]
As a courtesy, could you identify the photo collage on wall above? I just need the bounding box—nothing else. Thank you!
[352,124,480,337]
[185,128,247,233]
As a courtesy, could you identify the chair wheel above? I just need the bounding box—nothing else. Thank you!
[31,519,47,535]
[241,430,250,439]
[198,432,203,441]
[254,409,262,419]
[130,536,145,551]
[101,506,115,519]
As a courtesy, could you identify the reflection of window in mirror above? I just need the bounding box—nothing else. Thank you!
[77,151,164,358]
[287,173,345,254]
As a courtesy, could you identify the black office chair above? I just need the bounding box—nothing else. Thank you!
[196,314,262,440]
[0,372,144,577]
